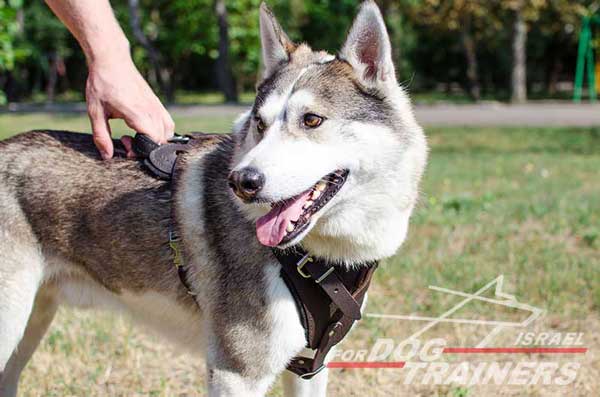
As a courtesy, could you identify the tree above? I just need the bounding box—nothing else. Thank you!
[121,1,219,102]
[0,0,28,104]
[501,0,546,103]
[461,14,481,101]
[511,0,527,103]
[227,0,261,90]
[1,0,597,104]
[531,0,594,95]
[21,1,71,103]
[215,0,238,102]
[402,0,493,101]
[128,0,173,102]
[0,1,19,72]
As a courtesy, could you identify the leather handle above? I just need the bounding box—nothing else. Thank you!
[133,133,160,159]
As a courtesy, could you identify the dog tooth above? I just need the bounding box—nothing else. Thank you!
[311,190,321,200]
[286,223,295,233]
[316,182,327,192]
[303,200,314,209]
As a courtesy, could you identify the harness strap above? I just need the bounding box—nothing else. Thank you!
[133,133,223,297]
[274,249,377,379]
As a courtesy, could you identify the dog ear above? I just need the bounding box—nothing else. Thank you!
[341,1,396,86]
[259,3,296,78]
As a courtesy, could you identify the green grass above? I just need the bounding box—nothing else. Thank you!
[11,89,578,107]
[1,113,598,396]
[0,113,236,139]
[375,126,599,318]
[175,90,256,105]
[5,90,258,107]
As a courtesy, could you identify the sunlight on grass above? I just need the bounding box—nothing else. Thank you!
[0,113,236,138]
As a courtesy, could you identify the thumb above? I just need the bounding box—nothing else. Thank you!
[88,107,114,160]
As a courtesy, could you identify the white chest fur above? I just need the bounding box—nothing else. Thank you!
[262,263,307,373]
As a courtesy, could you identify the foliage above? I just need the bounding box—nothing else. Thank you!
[0,0,22,72]
[21,1,72,75]
[0,0,28,103]
[1,0,599,103]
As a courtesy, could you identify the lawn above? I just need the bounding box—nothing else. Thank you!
[1,113,598,396]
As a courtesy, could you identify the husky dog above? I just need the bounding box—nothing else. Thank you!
[0,2,426,396]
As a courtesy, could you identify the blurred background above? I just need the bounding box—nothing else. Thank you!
[1,0,600,106]
[0,1,598,396]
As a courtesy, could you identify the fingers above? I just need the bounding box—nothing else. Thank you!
[86,62,174,151]
[120,136,136,159]
[88,104,114,160]
[163,110,176,141]
[125,106,174,145]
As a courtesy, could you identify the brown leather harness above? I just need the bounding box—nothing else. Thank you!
[133,133,378,380]
[274,250,377,378]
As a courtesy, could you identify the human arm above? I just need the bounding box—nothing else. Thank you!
[45,0,174,159]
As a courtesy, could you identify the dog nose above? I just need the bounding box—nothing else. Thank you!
[228,167,265,200]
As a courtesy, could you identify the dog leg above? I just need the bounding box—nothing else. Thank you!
[0,190,46,367]
[0,287,57,397]
[0,206,45,377]
[282,368,329,397]
[0,253,44,372]
[206,336,278,397]
[204,322,295,397]
[207,366,276,397]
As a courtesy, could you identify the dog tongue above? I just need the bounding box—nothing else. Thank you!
[256,190,312,247]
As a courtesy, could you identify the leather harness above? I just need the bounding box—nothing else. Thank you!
[132,133,378,379]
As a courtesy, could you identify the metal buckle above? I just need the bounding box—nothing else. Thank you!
[296,253,314,279]
[315,267,335,284]
[169,230,181,242]
[299,365,326,380]
[168,134,190,144]
[169,230,184,268]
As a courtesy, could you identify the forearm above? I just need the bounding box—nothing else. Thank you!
[45,0,174,157]
[45,0,130,65]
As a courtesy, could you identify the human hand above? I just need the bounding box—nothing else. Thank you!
[86,55,175,160]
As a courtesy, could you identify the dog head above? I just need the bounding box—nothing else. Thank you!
[229,1,428,265]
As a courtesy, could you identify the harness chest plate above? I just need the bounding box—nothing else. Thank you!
[274,249,377,379]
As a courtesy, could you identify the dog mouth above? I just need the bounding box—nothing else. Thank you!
[255,170,349,247]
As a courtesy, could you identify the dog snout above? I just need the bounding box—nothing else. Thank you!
[228,167,265,201]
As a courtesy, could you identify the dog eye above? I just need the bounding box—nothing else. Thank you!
[255,117,267,134]
[303,114,324,129]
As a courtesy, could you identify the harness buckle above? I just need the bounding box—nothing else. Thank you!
[169,230,184,269]
[315,267,335,284]
[169,230,181,242]
[299,365,326,380]
[296,253,314,279]
[168,134,191,144]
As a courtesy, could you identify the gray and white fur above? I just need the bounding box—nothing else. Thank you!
[0,2,427,396]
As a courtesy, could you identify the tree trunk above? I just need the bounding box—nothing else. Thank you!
[460,20,481,101]
[46,52,66,104]
[545,38,563,96]
[127,0,174,102]
[547,57,563,96]
[46,52,58,103]
[215,0,238,103]
[511,5,527,103]
[16,8,24,35]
